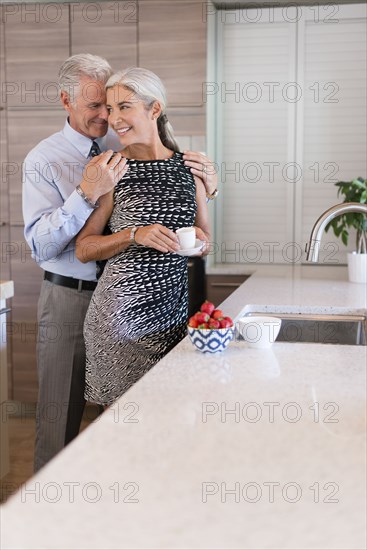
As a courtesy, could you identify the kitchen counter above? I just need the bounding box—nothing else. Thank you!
[0,280,14,301]
[1,280,14,479]
[1,274,366,550]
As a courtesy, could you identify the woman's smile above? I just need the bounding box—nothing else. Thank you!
[115,126,132,136]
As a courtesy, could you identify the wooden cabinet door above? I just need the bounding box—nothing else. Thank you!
[1,11,8,224]
[206,275,250,307]
[4,3,69,108]
[71,1,138,70]
[8,110,67,225]
[138,1,206,107]
[8,226,42,402]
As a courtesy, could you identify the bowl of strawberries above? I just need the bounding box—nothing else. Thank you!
[187,301,235,353]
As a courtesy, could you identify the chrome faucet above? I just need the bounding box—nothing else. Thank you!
[305,202,367,262]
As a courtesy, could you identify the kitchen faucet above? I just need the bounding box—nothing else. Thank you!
[305,202,367,262]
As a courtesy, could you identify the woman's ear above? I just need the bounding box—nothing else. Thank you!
[151,101,162,120]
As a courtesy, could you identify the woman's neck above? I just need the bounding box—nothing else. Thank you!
[122,143,174,161]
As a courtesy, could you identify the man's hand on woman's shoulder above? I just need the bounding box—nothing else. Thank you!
[183,150,218,197]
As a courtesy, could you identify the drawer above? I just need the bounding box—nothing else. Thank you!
[206,275,249,307]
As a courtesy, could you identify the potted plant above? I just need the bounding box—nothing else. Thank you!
[325,177,367,283]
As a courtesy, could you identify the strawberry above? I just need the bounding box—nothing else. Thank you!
[198,323,209,329]
[200,300,215,316]
[194,312,210,324]
[208,319,221,329]
[211,309,223,320]
[188,316,199,328]
[223,316,233,326]
[219,318,232,328]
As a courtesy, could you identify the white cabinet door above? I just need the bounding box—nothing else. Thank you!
[217,8,297,265]
[213,4,367,266]
[300,5,367,263]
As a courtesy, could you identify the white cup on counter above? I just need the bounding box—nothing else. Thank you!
[237,316,282,349]
[176,227,196,250]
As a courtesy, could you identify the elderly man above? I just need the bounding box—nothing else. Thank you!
[23,53,218,472]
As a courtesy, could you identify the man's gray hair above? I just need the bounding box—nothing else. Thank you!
[59,53,112,103]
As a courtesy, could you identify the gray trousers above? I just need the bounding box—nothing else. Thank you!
[34,280,94,472]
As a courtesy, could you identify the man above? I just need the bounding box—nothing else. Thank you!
[23,54,218,472]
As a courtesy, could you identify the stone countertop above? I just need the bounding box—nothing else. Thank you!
[1,274,366,550]
[205,262,350,279]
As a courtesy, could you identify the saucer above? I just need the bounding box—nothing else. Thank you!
[176,239,204,257]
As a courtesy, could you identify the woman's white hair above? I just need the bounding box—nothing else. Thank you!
[106,67,180,152]
[59,53,112,104]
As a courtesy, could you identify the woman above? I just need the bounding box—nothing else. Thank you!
[76,68,210,406]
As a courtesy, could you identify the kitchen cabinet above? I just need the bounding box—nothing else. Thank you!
[8,110,66,224]
[206,274,249,306]
[215,3,366,267]
[139,1,206,108]
[0,16,8,225]
[70,2,138,69]
[0,109,8,224]
[138,1,206,136]
[8,227,42,403]
[4,4,69,109]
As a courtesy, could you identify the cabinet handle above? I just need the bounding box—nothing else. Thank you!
[210,283,241,288]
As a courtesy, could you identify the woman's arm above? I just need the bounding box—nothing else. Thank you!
[193,176,211,255]
[76,191,182,262]
[75,191,132,262]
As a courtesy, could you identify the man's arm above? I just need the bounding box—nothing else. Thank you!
[23,151,127,263]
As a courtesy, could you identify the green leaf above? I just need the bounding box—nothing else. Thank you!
[341,230,348,246]
[351,179,366,189]
[329,178,367,247]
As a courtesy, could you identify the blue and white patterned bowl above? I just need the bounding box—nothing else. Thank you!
[188,326,235,353]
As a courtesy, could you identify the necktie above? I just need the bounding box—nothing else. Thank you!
[89,139,110,279]
[89,141,101,157]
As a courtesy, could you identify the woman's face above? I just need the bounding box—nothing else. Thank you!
[106,85,158,147]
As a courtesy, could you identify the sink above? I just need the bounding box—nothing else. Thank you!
[237,308,367,346]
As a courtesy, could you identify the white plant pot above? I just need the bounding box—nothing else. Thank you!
[347,252,367,284]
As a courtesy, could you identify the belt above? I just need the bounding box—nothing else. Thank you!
[44,271,97,292]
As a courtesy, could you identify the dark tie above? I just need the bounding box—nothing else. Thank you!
[89,139,111,279]
[89,141,101,157]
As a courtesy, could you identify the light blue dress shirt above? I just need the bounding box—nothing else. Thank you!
[23,120,121,281]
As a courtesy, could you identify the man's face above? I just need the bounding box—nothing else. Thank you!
[61,76,109,139]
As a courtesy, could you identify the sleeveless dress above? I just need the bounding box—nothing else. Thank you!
[84,152,197,405]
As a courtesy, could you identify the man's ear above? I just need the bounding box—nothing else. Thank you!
[60,91,71,112]
[151,101,162,120]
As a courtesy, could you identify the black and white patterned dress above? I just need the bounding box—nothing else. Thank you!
[84,152,197,405]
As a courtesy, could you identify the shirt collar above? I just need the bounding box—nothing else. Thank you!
[62,119,105,158]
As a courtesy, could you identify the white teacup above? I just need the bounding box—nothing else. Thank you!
[176,227,196,250]
[237,316,282,349]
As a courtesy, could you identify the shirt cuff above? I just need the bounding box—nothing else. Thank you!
[63,189,96,220]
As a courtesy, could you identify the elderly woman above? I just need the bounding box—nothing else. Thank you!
[76,67,210,406]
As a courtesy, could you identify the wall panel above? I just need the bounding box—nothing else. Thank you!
[4,3,69,109]
[71,1,138,70]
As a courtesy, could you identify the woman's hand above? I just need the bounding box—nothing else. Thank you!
[135,224,180,253]
[183,151,218,196]
[194,225,210,256]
